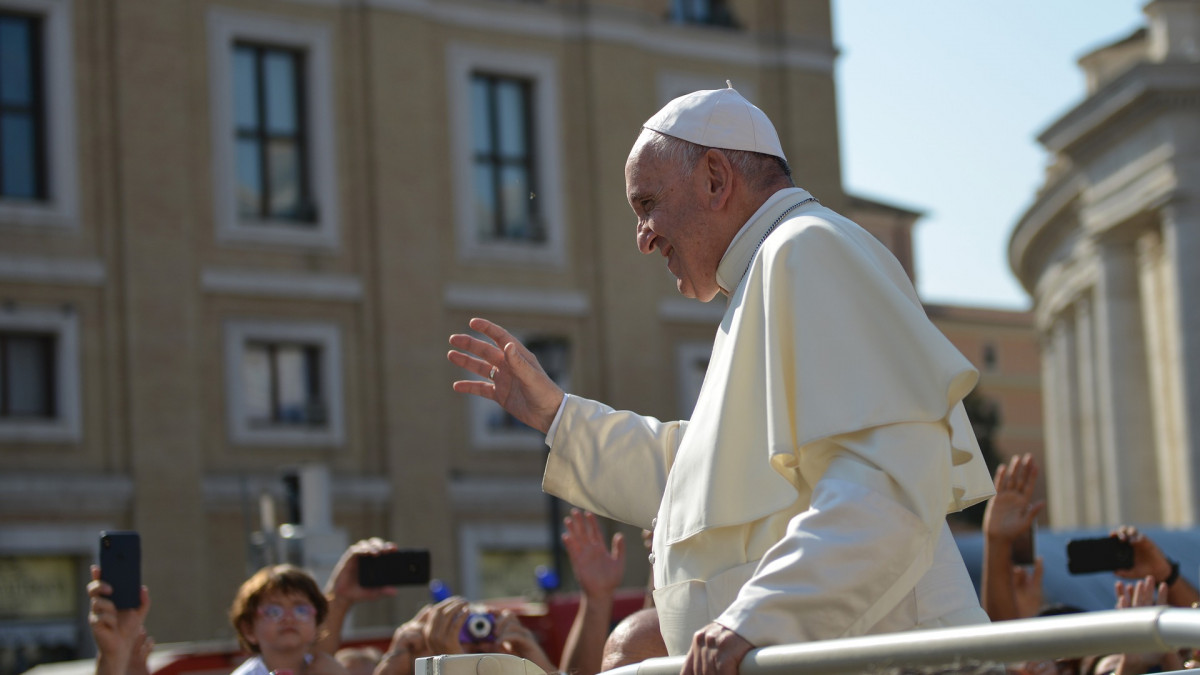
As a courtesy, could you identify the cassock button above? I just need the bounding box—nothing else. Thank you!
[648,552,656,565]
[651,517,657,529]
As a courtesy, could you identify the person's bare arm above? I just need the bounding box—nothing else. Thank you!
[317,538,400,655]
[88,566,151,675]
[981,454,1044,621]
[559,510,626,675]
[1112,525,1200,608]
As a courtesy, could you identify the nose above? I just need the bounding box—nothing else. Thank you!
[636,220,658,255]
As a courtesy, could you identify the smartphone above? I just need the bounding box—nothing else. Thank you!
[98,531,141,609]
[357,549,431,588]
[1066,536,1134,574]
[1011,522,1036,566]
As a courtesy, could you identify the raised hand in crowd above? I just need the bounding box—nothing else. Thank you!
[560,509,627,675]
[87,565,152,675]
[317,539,401,655]
[421,596,471,657]
[981,453,1045,621]
[373,605,435,675]
[1111,525,1200,608]
[1091,576,1183,675]
[489,610,557,674]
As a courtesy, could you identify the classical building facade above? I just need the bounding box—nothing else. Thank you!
[0,0,848,668]
[1010,0,1200,528]
[0,0,1041,671]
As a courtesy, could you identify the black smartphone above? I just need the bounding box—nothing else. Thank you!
[1066,536,1134,574]
[1011,522,1036,566]
[357,549,431,588]
[98,531,141,609]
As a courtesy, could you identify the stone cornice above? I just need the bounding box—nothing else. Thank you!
[1010,171,1084,293]
[1039,63,1200,156]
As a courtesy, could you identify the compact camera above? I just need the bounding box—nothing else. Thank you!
[460,612,496,643]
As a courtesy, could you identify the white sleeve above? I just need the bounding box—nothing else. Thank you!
[541,394,686,530]
[715,421,952,645]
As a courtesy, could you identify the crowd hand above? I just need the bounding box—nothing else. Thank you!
[374,606,435,675]
[681,622,754,675]
[1112,576,1182,672]
[126,631,155,675]
[326,538,401,604]
[1111,526,1172,583]
[491,611,556,674]
[562,509,626,599]
[447,318,565,435]
[982,454,1044,544]
[423,597,469,656]
[1012,558,1045,620]
[87,565,151,675]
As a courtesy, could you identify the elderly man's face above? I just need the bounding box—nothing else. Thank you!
[625,145,725,301]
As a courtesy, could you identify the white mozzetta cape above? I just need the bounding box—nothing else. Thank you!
[543,188,995,654]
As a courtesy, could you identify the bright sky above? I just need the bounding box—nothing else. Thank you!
[833,1,1148,310]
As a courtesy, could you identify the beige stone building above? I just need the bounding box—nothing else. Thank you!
[1011,0,1200,528]
[0,0,846,668]
[0,0,1042,671]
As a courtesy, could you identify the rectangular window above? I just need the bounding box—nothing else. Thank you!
[224,319,343,446]
[0,305,80,442]
[233,43,313,223]
[0,331,55,418]
[243,341,325,428]
[470,73,541,243]
[471,333,569,449]
[0,12,45,201]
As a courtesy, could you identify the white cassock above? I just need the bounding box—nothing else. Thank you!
[542,187,997,655]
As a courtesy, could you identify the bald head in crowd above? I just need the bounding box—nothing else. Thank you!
[600,609,669,671]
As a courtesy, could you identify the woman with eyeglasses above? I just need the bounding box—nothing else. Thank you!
[229,565,348,675]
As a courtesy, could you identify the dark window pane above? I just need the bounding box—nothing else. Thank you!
[500,165,534,239]
[495,81,527,159]
[267,139,302,219]
[470,77,491,155]
[1,114,35,198]
[4,334,54,418]
[264,50,298,135]
[233,47,258,131]
[243,340,325,428]
[473,163,497,239]
[236,138,262,218]
[0,17,33,107]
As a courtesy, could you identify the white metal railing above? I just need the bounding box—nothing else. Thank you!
[605,607,1200,675]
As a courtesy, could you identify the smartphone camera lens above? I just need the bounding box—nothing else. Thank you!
[101,537,111,549]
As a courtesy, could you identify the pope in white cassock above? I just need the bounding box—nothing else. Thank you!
[448,85,997,675]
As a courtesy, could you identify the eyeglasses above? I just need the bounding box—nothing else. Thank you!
[257,604,316,622]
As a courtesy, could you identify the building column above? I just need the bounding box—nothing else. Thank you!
[1093,240,1159,524]
[1161,199,1200,523]
[112,1,205,642]
[1138,229,1191,524]
[1042,318,1075,526]
[1074,296,1107,527]
[1046,313,1083,526]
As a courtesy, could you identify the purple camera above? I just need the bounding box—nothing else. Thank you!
[459,612,496,643]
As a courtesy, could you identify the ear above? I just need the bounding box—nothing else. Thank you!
[699,148,734,211]
[239,620,258,646]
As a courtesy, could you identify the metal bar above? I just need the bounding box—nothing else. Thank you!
[607,608,1200,675]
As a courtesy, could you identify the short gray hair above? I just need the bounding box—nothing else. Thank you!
[633,128,793,190]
